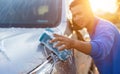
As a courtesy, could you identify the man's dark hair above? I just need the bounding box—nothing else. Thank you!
[70,0,81,10]
[70,0,91,11]
[70,0,81,9]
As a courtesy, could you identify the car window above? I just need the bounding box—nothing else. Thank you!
[0,0,62,28]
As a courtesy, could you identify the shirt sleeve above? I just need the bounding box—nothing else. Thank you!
[90,26,115,61]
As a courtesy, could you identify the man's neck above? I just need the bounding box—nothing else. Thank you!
[86,17,98,35]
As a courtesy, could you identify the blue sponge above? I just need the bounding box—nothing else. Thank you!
[39,29,72,61]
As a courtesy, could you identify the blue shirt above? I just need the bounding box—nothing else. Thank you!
[90,18,120,74]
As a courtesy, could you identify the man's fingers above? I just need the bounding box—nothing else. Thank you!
[53,34,64,38]
[54,42,64,48]
[58,45,67,51]
[49,37,63,43]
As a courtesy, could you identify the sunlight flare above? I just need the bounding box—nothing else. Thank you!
[89,0,118,14]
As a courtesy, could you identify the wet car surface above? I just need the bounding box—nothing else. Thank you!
[0,0,76,74]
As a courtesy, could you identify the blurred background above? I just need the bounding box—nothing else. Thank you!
[89,0,120,29]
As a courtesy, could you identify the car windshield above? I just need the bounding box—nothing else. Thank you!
[0,0,61,28]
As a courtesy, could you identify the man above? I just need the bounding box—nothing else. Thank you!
[50,0,120,74]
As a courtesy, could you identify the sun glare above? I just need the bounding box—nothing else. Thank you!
[89,0,118,14]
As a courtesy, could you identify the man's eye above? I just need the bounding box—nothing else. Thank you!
[73,13,81,17]
[72,14,79,18]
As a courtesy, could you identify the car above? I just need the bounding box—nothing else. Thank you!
[0,0,92,74]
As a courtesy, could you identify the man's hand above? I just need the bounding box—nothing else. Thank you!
[50,34,74,51]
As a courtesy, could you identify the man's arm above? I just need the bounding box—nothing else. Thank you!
[50,34,91,55]
[72,39,91,55]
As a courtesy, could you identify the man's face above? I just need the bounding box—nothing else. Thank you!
[70,4,90,30]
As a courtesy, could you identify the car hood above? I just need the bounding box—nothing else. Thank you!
[0,28,48,74]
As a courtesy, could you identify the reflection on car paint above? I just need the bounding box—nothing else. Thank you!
[38,6,48,15]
